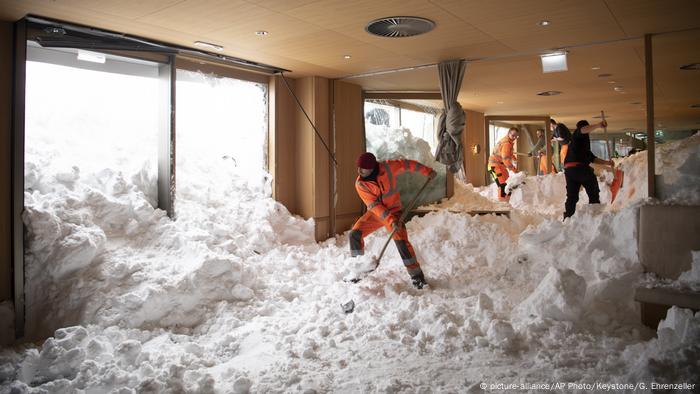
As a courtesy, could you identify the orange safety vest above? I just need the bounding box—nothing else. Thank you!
[355,159,433,224]
[488,135,517,171]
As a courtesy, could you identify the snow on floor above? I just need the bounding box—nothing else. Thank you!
[1,135,699,392]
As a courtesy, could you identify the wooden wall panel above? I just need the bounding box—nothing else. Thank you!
[295,77,314,219]
[464,109,486,187]
[313,77,330,241]
[0,21,11,301]
[332,80,364,233]
[269,75,297,214]
[294,76,331,241]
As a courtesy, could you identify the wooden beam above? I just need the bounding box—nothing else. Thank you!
[645,34,656,199]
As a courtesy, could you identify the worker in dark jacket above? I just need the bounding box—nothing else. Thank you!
[563,120,615,219]
[350,152,436,289]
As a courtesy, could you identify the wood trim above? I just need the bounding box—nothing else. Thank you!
[0,21,13,304]
[157,58,176,218]
[645,34,655,199]
[12,19,27,339]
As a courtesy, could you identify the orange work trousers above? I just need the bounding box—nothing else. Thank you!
[488,164,510,201]
[539,153,558,175]
[349,211,422,278]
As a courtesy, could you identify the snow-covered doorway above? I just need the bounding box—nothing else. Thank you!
[363,99,447,207]
[175,69,269,207]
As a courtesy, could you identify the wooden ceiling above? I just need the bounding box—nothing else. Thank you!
[1,0,699,133]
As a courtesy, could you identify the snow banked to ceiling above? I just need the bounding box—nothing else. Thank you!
[1,131,699,392]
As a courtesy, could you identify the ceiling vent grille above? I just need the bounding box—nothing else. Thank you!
[365,16,435,38]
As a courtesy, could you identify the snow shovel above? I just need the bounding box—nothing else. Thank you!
[601,111,624,203]
[345,175,434,283]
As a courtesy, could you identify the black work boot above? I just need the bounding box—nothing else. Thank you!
[411,272,427,289]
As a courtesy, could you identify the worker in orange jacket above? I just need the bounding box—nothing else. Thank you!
[350,152,436,289]
[488,127,519,201]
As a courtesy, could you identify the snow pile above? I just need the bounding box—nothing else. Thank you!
[504,170,526,194]
[614,132,700,207]
[431,180,503,211]
[678,251,700,289]
[622,307,700,384]
[515,267,587,322]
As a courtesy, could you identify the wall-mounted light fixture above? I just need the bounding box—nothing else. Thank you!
[540,51,567,73]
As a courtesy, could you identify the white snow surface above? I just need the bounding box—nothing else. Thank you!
[1,134,700,392]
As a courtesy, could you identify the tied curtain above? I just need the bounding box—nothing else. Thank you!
[434,59,466,173]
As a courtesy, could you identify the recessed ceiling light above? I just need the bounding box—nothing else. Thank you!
[690,104,700,108]
[630,101,642,105]
[537,20,550,27]
[680,63,700,70]
[255,30,269,36]
[344,55,352,59]
[537,90,562,96]
[598,73,612,78]
[194,41,224,51]
[614,86,624,91]
[591,66,601,70]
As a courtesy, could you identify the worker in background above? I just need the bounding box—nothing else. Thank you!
[528,128,557,175]
[350,152,436,289]
[488,127,519,201]
[563,120,615,219]
[550,118,571,169]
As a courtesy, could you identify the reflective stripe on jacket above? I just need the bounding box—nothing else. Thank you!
[488,136,516,171]
[355,159,433,225]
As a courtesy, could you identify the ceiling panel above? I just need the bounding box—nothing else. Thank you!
[434,0,625,51]
[605,0,700,36]
[284,0,494,58]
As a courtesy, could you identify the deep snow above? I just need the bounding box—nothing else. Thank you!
[1,130,699,393]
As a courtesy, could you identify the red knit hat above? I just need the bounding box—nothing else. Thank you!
[356,152,377,169]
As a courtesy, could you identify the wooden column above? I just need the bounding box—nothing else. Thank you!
[645,34,656,199]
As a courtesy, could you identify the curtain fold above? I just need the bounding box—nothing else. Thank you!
[434,59,466,173]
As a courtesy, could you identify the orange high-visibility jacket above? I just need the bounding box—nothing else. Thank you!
[355,159,433,225]
[488,136,517,171]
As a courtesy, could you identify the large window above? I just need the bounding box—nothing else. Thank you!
[175,70,269,202]
[363,99,446,207]
[25,44,160,204]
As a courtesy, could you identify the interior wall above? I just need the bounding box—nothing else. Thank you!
[0,21,12,302]
[464,109,486,187]
[269,75,297,215]
[295,76,331,241]
[519,124,539,175]
[332,80,364,233]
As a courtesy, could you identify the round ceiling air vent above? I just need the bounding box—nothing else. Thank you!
[365,16,435,38]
